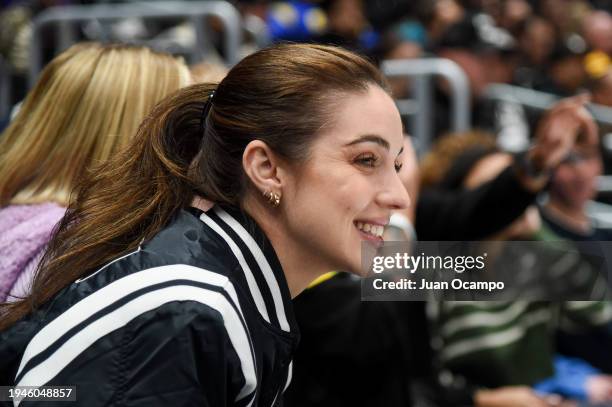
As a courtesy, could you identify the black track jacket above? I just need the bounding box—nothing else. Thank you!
[0,206,299,407]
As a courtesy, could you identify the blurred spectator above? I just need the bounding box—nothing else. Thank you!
[541,141,610,241]
[514,16,556,90]
[532,93,612,374]
[416,129,537,240]
[0,43,190,302]
[500,0,533,33]
[426,0,466,45]
[539,43,587,95]
[316,0,381,54]
[430,11,520,137]
[324,0,366,40]
[424,131,612,404]
[418,94,599,238]
[538,0,575,38]
[519,17,556,67]
[582,10,612,55]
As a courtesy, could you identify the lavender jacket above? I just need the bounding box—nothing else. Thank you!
[0,203,65,302]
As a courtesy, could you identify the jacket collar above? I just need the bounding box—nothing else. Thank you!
[197,205,298,335]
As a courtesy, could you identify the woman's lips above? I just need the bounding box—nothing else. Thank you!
[354,220,386,248]
[354,220,387,238]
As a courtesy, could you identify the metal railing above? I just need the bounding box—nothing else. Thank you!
[484,83,612,126]
[29,0,242,86]
[382,58,471,154]
[0,56,11,119]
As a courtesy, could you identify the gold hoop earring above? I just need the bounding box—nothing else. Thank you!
[263,191,281,207]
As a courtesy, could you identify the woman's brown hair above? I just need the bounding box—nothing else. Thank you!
[0,43,388,329]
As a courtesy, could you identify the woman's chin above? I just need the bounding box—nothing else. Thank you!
[348,242,380,277]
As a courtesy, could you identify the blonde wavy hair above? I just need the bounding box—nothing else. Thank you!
[0,42,191,206]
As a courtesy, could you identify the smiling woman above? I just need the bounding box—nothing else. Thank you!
[273,84,409,278]
[0,44,410,406]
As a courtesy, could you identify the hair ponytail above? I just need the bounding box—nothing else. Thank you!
[1,43,388,329]
[0,84,217,330]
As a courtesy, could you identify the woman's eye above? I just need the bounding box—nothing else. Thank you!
[394,161,403,173]
[355,154,379,167]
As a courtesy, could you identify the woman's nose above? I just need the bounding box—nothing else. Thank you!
[377,171,411,210]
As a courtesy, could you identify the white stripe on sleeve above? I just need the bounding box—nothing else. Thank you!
[17,265,248,379]
[15,285,257,405]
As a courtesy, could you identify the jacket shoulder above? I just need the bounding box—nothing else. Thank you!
[11,266,256,406]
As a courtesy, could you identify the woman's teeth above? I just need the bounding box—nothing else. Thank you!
[356,222,384,237]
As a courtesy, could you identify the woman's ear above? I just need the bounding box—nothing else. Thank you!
[243,140,283,196]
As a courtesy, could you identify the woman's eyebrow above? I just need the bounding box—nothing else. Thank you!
[344,134,389,150]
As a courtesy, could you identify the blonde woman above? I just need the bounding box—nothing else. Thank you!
[0,42,190,302]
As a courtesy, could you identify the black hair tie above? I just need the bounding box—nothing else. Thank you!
[199,90,216,133]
